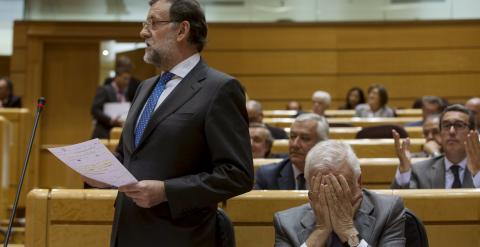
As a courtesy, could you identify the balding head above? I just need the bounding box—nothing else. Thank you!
[246,100,263,123]
[466,97,480,129]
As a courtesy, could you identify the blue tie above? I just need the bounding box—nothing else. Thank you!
[134,72,175,147]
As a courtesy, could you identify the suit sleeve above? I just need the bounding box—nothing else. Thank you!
[254,167,267,189]
[164,78,254,219]
[273,213,295,247]
[377,196,406,246]
[91,86,114,127]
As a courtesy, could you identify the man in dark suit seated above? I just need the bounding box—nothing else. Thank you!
[411,114,442,158]
[392,104,480,189]
[246,99,289,139]
[0,77,22,108]
[274,140,406,247]
[465,97,480,132]
[406,95,446,127]
[254,113,328,190]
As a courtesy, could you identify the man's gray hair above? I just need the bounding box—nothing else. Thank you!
[294,113,329,141]
[246,100,262,114]
[304,140,361,181]
[312,90,331,106]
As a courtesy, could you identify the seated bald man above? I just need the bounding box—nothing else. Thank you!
[274,140,406,247]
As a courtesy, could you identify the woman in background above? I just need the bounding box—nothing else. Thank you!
[340,87,365,110]
[355,84,395,117]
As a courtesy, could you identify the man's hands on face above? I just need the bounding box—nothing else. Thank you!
[393,129,412,173]
[307,175,332,247]
[465,130,480,176]
[119,180,167,208]
[325,174,361,243]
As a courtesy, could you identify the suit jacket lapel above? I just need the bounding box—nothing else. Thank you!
[122,76,159,154]
[431,158,446,188]
[298,207,316,244]
[278,160,295,189]
[135,60,206,150]
[354,191,376,244]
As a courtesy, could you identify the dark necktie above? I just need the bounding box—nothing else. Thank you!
[297,173,306,190]
[450,165,462,188]
[134,72,175,147]
[327,232,345,247]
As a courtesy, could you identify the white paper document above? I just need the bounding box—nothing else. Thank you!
[104,102,131,122]
[48,138,137,187]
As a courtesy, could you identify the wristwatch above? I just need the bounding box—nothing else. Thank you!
[347,233,360,247]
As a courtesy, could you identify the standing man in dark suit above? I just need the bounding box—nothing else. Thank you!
[255,113,328,190]
[392,104,480,189]
[83,0,253,246]
[0,77,22,108]
[274,140,405,246]
[91,69,130,139]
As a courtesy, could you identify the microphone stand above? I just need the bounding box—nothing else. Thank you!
[3,97,46,247]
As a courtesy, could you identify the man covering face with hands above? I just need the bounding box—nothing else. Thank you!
[274,140,406,247]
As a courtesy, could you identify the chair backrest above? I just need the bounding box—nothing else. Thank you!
[355,124,408,139]
[216,208,236,247]
[404,208,429,247]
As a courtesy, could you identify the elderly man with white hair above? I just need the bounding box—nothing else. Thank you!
[274,140,406,247]
[312,90,331,116]
[255,113,329,190]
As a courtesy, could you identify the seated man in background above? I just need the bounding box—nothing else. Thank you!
[249,123,274,158]
[0,77,22,108]
[255,113,328,190]
[274,140,405,247]
[392,104,480,189]
[91,68,131,139]
[103,56,141,102]
[411,114,442,158]
[406,95,446,127]
[465,97,480,132]
[246,99,288,139]
[286,100,302,111]
[311,90,331,116]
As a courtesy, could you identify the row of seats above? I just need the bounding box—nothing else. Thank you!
[25,189,480,247]
[110,125,424,140]
[263,109,423,118]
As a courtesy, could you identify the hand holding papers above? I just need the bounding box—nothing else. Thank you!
[48,139,137,187]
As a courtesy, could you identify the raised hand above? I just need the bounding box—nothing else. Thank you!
[465,130,480,176]
[393,129,412,173]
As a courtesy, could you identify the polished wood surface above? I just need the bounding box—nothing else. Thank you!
[0,116,9,219]
[253,158,427,189]
[0,108,34,209]
[26,189,480,247]
[263,109,423,118]
[271,138,425,158]
[264,117,422,128]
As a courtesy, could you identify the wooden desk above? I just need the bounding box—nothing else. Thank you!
[0,116,10,219]
[284,126,424,139]
[26,189,480,247]
[263,109,422,118]
[0,108,33,210]
[253,158,427,189]
[264,117,422,128]
[271,138,425,158]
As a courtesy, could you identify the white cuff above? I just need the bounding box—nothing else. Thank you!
[300,243,307,247]
[395,168,412,186]
[472,172,480,188]
[358,239,369,247]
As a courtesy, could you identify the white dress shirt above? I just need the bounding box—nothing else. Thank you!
[135,53,200,129]
[395,157,480,188]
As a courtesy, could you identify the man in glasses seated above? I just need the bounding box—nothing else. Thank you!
[392,104,480,189]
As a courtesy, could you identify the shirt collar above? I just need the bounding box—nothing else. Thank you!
[167,53,201,80]
[445,156,468,171]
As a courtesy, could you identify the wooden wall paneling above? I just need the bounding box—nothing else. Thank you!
[117,48,157,81]
[0,56,10,77]
[39,147,82,189]
[41,41,99,144]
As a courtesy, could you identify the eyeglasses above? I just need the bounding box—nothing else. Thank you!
[440,121,469,131]
[142,19,174,30]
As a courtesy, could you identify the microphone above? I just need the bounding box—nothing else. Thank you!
[3,97,46,247]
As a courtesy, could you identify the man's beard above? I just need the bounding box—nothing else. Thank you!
[143,37,174,69]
